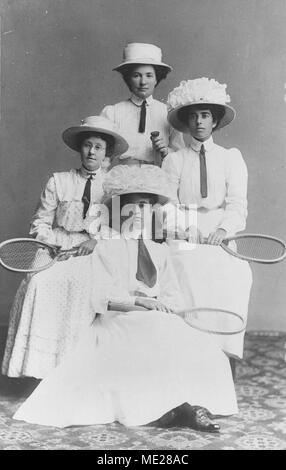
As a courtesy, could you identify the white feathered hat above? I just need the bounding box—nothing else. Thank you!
[102,164,175,206]
[167,77,236,132]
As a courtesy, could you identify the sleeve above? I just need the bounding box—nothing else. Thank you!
[100,105,116,123]
[162,152,182,203]
[29,175,59,244]
[158,244,186,312]
[91,282,137,316]
[168,127,185,153]
[218,148,248,236]
[90,240,137,315]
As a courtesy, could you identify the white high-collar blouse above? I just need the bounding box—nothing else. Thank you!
[29,168,105,244]
[91,237,186,315]
[162,136,248,236]
[101,95,185,163]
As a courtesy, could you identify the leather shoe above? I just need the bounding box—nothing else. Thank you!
[189,406,220,433]
[148,409,179,428]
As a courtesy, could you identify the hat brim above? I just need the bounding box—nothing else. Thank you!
[113,60,172,74]
[103,190,170,208]
[168,102,236,132]
[62,126,129,157]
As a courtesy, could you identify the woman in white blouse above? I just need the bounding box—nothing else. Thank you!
[12,165,237,432]
[2,116,129,379]
[162,78,253,371]
[29,116,128,251]
[101,42,185,167]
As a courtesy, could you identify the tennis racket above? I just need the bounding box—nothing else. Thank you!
[0,238,79,273]
[163,231,286,264]
[203,233,286,264]
[107,301,245,335]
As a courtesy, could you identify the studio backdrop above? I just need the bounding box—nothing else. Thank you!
[0,0,286,330]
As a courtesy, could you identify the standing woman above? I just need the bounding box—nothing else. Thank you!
[101,42,185,167]
[162,78,253,365]
[2,116,129,378]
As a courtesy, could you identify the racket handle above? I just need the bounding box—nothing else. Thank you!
[108,301,148,312]
[201,237,228,245]
[150,131,162,167]
[60,246,80,254]
[150,131,160,138]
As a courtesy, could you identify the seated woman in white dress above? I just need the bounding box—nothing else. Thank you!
[162,78,253,372]
[13,165,238,432]
[101,42,185,167]
[2,116,129,379]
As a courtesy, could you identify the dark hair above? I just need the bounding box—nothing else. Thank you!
[120,193,159,207]
[178,103,225,131]
[120,64,169,90]
[77,131,115,157]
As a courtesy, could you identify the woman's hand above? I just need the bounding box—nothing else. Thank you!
[57,252,73,262]
[74,239,98,256]
[135,297,173,313]
[207,228,227,246]
[185,225,204,244]
[150,134,168,158]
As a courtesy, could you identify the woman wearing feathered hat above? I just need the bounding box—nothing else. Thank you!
[2,116,129,379]
[162,78,253,372]
[13,165,238,432]
[100,42,185,167]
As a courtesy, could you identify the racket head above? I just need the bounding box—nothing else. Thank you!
[0,238,58,273]
[179,307,246,335]
[221,233,286,264]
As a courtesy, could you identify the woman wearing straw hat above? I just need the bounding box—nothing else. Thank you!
[101,42,185,167]
[29,115,128,251]
[2,116,129,379]
[162,78,253,372]
[12,165,237,432]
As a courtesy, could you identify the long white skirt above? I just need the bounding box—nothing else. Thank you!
[168,241,253,359]
[13,310,238,427]
[2,228,94,378]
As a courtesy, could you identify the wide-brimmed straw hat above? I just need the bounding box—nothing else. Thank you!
[102,164,175,207]
[62,116,129,157]
[167,77,236,132]
[113,42,172,74]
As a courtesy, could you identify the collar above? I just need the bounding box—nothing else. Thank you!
[130,94,154,107]
[190,135,215,153]
[78,166,101,179]
[121,224,151,240]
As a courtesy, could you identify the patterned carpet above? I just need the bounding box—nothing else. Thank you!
[0,329,286,450]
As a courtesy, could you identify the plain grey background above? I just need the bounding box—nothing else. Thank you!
[0,0,286,331]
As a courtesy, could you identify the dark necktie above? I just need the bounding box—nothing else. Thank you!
[199,144,208,198]
[138,100,147,133]
[82,174,95,219]
[136,237,157,288]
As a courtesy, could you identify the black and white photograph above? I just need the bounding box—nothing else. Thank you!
[0,0,285,452]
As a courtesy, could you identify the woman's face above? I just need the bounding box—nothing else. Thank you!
[187,107,217,142]
[120,193,155,237]
[128,65,157,99]
[80,135,107,172]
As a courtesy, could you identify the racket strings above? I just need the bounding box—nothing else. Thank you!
[233,237,286,261]
[0,242,54,270]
